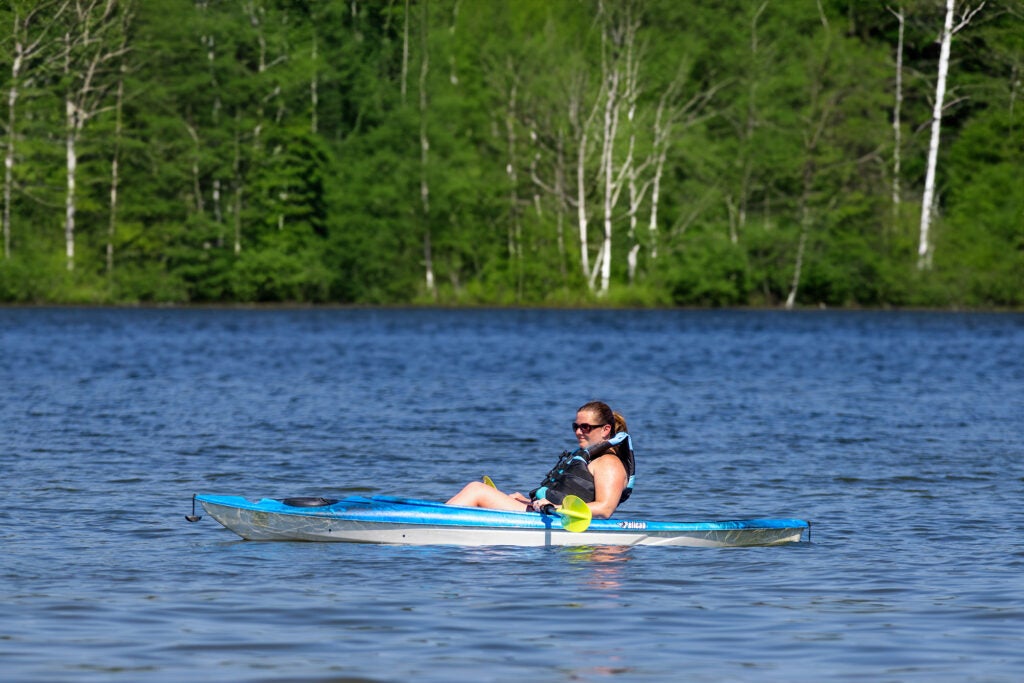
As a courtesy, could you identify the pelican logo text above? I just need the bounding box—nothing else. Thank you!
[619,521,646,530]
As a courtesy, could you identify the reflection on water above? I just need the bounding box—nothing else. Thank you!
[564,546,632,590]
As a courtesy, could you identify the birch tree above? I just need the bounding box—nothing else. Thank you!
[725,1,769,246]
[594,0,717,292]
[194,0,223,244]
[785,2,836,309]
[888,5,905,218]
[918,0,985,270]
[642,76,683,264]
[570,68,602,287]
[629,67,720,278]
[784,1,851,309]
[418,0,436,298]
[525,0,711,293]
[240,0,288,249]
[3,0,69,260]
[591,0,641,295]
[60,0,129,271]
[503,68,523,275]
[1,0,1019,307]
[524,74,591,286]
[531,3,626,294]
[513,9,587,286]
[105,46,125,275]
[191,0,252,250]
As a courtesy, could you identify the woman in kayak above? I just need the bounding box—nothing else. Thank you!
[445,400,634,519]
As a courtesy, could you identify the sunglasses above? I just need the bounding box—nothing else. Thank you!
[572,422,607,434]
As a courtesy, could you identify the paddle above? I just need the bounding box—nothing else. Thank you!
[542,494,592,533]
[482,477,591,532]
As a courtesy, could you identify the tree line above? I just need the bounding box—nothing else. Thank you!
[1,0,1021,307]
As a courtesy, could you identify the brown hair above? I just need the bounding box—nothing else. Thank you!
[578,400,627,435]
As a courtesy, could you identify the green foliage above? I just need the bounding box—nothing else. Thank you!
[0,0,1021,307]
[657,232,751,307]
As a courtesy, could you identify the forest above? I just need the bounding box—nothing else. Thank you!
[1,0,1022,307]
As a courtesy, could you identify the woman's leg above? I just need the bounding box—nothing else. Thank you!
[446,481,527,511]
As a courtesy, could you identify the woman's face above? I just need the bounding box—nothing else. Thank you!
[573,409,611,448]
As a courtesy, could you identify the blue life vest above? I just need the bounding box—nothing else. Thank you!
[530,432,636,506]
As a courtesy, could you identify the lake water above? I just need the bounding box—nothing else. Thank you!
[1,307,1022,682]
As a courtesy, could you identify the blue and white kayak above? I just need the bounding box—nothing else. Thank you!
[195,494,809,547]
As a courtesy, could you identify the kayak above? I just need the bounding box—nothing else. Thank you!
[194,493,809,547]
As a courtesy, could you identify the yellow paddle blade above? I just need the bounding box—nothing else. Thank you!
[482,475,497,489]
[558,495,592,533]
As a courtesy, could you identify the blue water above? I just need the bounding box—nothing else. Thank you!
[2,307,1022,682]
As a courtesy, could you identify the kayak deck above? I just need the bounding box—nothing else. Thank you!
[196,494,809,547]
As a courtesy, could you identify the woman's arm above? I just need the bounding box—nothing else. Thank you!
[585,454,628,519]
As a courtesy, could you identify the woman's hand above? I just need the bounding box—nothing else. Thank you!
[529,497,553,512]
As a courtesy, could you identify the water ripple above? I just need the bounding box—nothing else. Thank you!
[1,308,1022,682]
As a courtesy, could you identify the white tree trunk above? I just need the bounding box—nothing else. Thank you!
[233,185,242,255]
[588,241,604,291]
[106,59,124,275]
[232,121,242,254]
[643,57,723,265]
[505,77,521,262]
[60,0,129,272]
[213,179,223,247]
[918,0,955,270]
[184,120,204,216]
[65,99,78,271]
[233,186,242,255]
[565,47,604,286]
[3,59,17,260]
[198,2,222,243]
[733,1,768,246]
[784,221,807,310]
[107,156,118,271]
[626,243,640,285]
[647,150,665,260]
[418,0,435,297]
[526,125,570,281]
[624,113,650,286]
[557,0,699,291]
[554,133,567,278]
[917,0,984,269]
[785,0,836,309]
[198,1,220,124]
[595,1,639,296]
[598,63,618,296]
[3,16,25,260]
[889,6,905,213]
[576,130,590,279]
[597,57,618,296]
[245,0,287,243]
[6,2,72,259]
[646,85,681,262]
[626,167,639,285]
